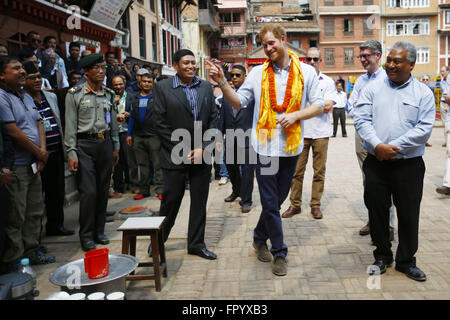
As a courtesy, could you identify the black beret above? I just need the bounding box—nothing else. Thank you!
[80,53,104,69]
[22,60,39,75]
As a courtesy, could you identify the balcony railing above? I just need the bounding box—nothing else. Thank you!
[220,22,246,36]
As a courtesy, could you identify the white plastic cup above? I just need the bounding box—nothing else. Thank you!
[69,293,86,300]
[46,291,70,300]
[106,292,125,300]
[87,292,105,300]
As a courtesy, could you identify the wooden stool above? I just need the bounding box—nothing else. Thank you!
[117,217,167,292]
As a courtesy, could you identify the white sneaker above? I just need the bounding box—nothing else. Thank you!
[218,177,228,185]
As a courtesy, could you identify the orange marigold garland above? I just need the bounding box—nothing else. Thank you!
[267,62,295,112]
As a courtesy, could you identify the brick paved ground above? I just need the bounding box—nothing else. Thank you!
[35,125,450,300]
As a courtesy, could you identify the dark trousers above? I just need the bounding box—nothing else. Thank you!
[333,108,347,136]
[254,155,299,257]
[159,164,211,251]
[0,185,6,263]
[113,133,130,193]
[225,141,255,206]
[76,138,113,242]
[41,147,66,231]
[363,154,425,268]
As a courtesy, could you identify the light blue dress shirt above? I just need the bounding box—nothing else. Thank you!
[236,61,324,157]
[347,67,387,118]
[354,76,435,159]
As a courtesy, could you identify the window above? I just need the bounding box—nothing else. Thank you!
[387,0,429,8]
[387,19,430,36]
[324,0,334,6]
[220,13,231,23]
[363,18,373,35]
[344,48,354,66]
[233,12,240,23]
[161,0,166,19]
[162,31,167,64]
[291,40,300,48]
[325,48,335,66]
[344,0,353,5]
[150,0,155,12]
[344,18,354,36]
[446,10,450,25]
[152,23,157,61]
[363,0,373,4]
[324,19,334,37]
[416,47,430,64]
[138,15,146,59]
[309,40,317,48]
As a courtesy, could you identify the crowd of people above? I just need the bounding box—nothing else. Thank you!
[0,25,449,285]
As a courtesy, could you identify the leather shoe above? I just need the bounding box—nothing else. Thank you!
[359,223,370,236]
[369,258,392,275]
[188,247,217,260]
[105,210,115,217]
[281,206,301,218]
[224,193,238,202]
[46,226,75,236]
[311,207,323,219]
[105,216,114,223]
[81,240,96,252]
[94,234,110,245]
[241,205,252,213]
[395,265,427,281]
[436,186,450,195]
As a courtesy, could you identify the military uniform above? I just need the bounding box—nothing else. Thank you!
[64,78,120,246]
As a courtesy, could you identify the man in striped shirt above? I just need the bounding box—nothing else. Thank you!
[22,60,74,237]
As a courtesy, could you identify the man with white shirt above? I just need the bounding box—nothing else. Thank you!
[282,47,336,220]
[332,82,347,137]
[208,25,324,276]
[439,66,450,148]
[347,40,395,240]
[355,41,435,281]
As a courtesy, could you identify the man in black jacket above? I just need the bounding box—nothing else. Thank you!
[152,49,218,260]
[218,65,255,213]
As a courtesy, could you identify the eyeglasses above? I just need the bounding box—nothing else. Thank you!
[306,57,320,62]
[26,74,42,80]
[358,53,375,60]
[231,73,242,78]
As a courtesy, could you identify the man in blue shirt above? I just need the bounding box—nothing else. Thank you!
[354,41,435,282]
[126,73,163,200]
[0,56,52,270]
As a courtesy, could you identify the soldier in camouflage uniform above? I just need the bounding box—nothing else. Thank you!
[64,53,120,252]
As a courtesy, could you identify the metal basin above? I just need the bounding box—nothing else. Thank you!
[49,254,139,297]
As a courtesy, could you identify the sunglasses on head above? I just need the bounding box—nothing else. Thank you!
[306,57,320,62]
[231,73,242,78]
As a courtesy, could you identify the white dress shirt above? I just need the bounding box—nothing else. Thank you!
[303,72,337,139]
[334,91,347,109]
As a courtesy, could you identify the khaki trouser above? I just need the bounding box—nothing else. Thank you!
[441,101,449,144]
[290,137,329,209]
[444,121,450,188]
[1,165,43,264]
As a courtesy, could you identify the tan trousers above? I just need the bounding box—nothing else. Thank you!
[290,137,329,209]
[441,101,449,144]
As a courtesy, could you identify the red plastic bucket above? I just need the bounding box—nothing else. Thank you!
[84,248,109,279]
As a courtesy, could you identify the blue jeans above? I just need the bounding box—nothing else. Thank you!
[219,163,228,178]
[253,155,299,257]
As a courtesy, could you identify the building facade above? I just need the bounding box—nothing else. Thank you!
[319,0,381,81]
[382,0,439,76]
